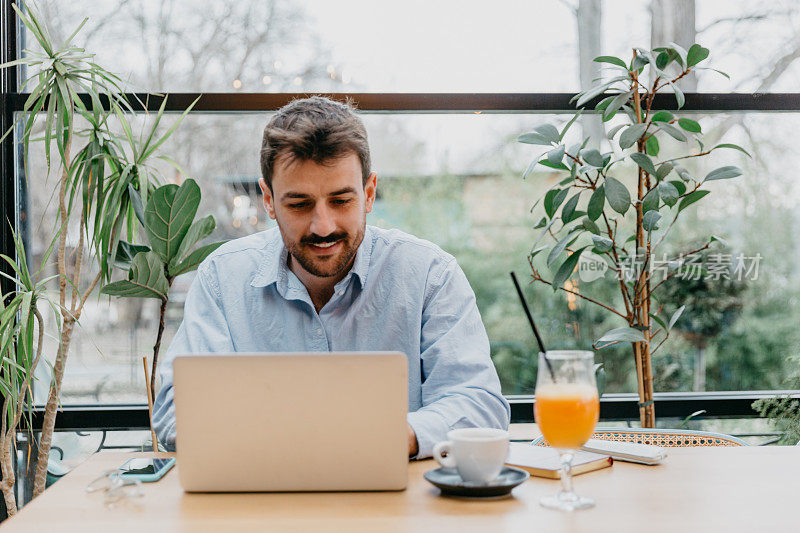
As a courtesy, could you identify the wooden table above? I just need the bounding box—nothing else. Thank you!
[5,446,800,532]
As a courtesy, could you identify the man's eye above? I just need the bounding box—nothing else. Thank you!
[331,198,351,205]
[288,202,311,209]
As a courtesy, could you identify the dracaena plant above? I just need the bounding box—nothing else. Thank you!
[0,231,59,515]
[518,44,750,427]
[0,2,197,497]
[101,178,226,449]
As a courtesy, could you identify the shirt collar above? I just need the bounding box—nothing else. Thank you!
[250,226,373,291]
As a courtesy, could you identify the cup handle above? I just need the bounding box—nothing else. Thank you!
[433,441,456,469]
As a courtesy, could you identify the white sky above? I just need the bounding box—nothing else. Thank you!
[304,0,800,93]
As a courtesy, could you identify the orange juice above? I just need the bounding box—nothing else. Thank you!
[534,383,599,449]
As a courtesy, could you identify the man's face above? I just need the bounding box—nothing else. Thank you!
[259,152,376,280]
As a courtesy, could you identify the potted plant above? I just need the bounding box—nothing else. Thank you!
[101,178,226,450]
[518,44,749,427]
[0,1,197,503]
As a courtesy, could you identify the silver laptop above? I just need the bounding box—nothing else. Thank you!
[172,352,409,492]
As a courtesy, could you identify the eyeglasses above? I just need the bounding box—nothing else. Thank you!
[86,469,144,507]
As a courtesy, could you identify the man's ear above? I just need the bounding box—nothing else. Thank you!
[259,177,276,219]
[364,172,377,214]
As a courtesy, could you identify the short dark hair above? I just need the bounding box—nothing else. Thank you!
[260,96,371,191]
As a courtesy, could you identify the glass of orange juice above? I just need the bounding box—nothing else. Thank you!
[534,350,599,511]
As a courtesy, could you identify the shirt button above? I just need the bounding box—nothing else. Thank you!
[316,328,323,335]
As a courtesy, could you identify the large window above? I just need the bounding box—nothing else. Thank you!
[3,1,800,442]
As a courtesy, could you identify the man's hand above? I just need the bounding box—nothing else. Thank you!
[408,423,419,457]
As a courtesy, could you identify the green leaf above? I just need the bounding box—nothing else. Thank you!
[538,159,570,171]
[128,184,146,226]
[547,145,566,166]
[534,217,548,229]
[595,97,615,112]
[559,111,583,141]
[619,123,648,150]
[561,193,582,223]
[144,179,201,264]
[140,95,201,162]
[643,210,662,231]
[574,76,629,107]
[522,158,538,179]
[674,166,693,182]
[668,81,685,109]
[544,189,561,218]
[712,143,751,158]
[657,181,679,207]
[591,235,612,252]
[603,90,632,121]
[668,42,689,68]
[534,124,561,144]
[650,313,668,332]
[594,55,628,69]
[548,229,580,267]
[607,124,627,139]
[100,251,168,299]
[687,44,710,66]
[645,134,660,156]
[551,247,587,291]
[650,111,674,123]
[530,245,548,258]
[587,186,605,220]
[670,180,687,195]
[518,132,553,146]
[658,122,688,142]
[710,235,729,246]
[695,67,730,79]
[597,326,647,344]
[630,152,658,176]
[678,190,710,213]
[113,241,151,270]
[581,149,605,167]
[631,54,649,72]
[655,51,672,70]
[656,162,674,180]
[551,188,569,216]
[582,217,601,234]
[642,188,659,213]
[170,215,216,269]
[168,242,225,277]
[677,118,702,133]
[669,305,686,329]
[704,166,742,181]
[604,177,630,215]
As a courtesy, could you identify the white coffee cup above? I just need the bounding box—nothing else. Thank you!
[432,428,510,484]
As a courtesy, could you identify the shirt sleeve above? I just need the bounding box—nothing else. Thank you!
[406,258,510,459]
[152,265,234,451]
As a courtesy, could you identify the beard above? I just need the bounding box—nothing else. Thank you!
[282,222,365,279]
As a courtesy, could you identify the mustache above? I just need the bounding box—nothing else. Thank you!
[301,232,348,245]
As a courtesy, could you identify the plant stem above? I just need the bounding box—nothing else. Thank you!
[150,283,171,414]
[528,259,626,318]
[33,137,73,497]
[631,52,655,428]
[142,357,158,453]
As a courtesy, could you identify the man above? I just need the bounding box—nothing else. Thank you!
[153,96,509,458]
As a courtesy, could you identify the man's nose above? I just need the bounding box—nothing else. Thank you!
[309,204,336,237]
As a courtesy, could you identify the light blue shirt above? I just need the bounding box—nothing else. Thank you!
[153,225,509,458]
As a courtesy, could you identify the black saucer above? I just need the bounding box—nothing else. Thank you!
[423,466,529,498]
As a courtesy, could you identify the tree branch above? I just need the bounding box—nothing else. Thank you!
[529,260,627,319]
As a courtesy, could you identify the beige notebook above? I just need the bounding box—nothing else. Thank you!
[505,442,613,479]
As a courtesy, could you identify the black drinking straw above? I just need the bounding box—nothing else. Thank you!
[510,271,556,381]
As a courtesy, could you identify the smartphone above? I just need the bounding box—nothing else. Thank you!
[117,457,176,482]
